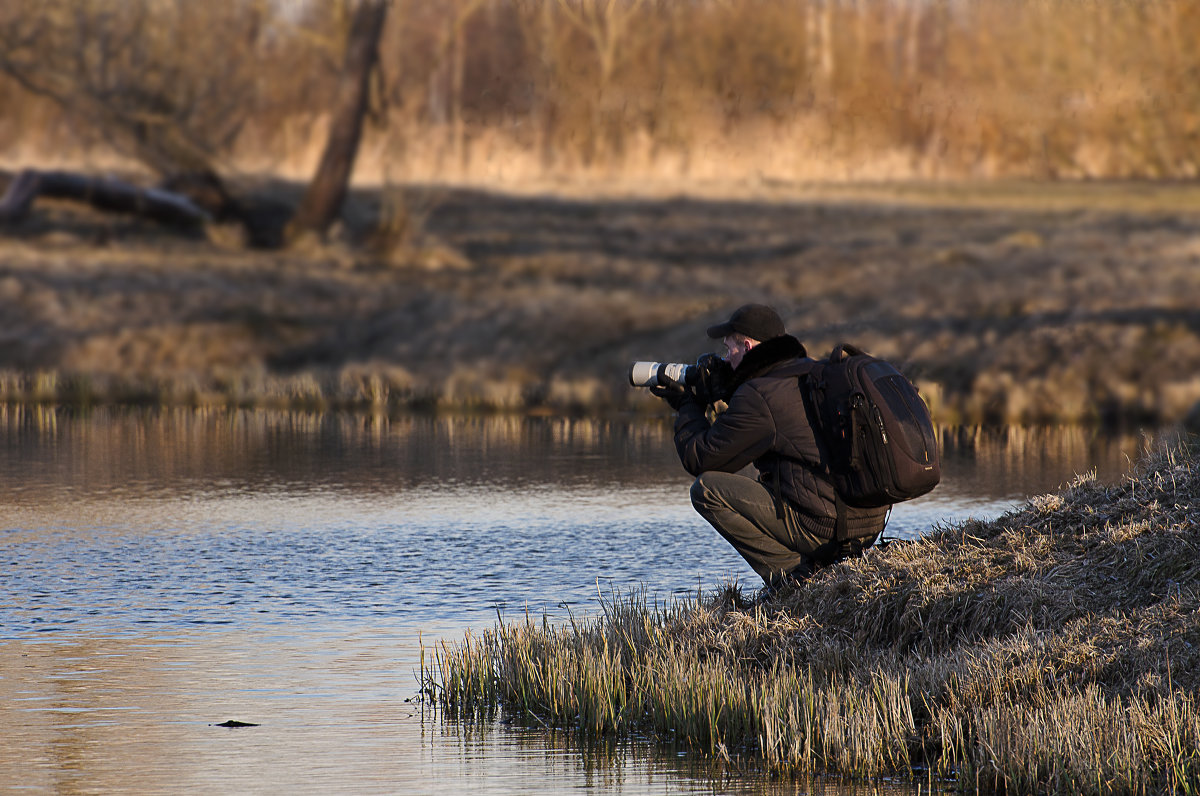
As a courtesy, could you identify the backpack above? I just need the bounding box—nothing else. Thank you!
[801,344,940,534]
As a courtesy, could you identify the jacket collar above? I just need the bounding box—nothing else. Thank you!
[731,334,807,388]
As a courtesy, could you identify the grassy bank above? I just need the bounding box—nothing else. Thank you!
[424,437,1200,793]
[3,180,1200,426]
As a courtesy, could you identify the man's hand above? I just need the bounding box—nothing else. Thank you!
[650,382,690,410]
[689,353,734,405]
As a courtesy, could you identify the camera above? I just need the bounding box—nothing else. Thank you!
[628,354,734,405]
[628,361,690,388]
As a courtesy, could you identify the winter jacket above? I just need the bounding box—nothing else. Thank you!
[673,335,888,540]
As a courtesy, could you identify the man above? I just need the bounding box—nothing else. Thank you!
[653,304,888,598]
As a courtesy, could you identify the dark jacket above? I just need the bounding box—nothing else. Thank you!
[673,335,887,539]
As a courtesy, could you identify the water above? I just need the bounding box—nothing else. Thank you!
[1,406,1157,793]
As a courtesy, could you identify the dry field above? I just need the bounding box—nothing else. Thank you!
[5,1,1200,426]
[3,177,1200,426]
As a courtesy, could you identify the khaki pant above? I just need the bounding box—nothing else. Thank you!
[690,471,871,586]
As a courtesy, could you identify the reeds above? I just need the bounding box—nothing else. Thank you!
[4,180,1200,425]
[940,686,1200,795]
[426,593,921,776]
[425,439,1200,792]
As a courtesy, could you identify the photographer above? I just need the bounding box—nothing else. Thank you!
[652,304,888,600]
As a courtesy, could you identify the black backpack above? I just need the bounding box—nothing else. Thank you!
[801,344,940,535]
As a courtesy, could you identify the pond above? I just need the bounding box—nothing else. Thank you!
[0,406,1159,793]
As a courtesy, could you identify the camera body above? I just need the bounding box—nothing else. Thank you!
[628,354,734,405]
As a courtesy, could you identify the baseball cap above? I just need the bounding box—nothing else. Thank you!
[705,304,786,341]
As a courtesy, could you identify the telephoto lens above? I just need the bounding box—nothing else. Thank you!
[628,361,690,388]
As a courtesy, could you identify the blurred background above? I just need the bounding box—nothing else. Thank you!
[2,0,1199,425]
[5,0,1200,183]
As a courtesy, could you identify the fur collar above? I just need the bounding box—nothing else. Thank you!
[731,334,807,387]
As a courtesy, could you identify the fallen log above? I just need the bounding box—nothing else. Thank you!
[0,168,210,229]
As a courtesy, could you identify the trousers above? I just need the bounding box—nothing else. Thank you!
[690,470,872,585]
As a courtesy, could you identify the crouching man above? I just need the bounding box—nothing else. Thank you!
[652,304,888,599]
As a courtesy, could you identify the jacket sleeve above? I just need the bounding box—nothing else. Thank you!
[673,385,777,477]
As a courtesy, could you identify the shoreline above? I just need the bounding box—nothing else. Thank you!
[0,368,1192,434]
[425,436,1200,792]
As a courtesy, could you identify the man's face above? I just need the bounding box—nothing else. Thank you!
[722,334,757,369]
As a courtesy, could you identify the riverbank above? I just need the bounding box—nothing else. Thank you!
[425,436,1200,793]
[3,178,1200,425]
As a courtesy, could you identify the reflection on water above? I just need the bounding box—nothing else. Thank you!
[0,406,1160,793]
[0,629,927,795]
[0,631,415,793]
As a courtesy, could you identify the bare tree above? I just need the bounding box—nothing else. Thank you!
[0,0,387,248]
[421,0,488,175]
[555,0,645,164]
[0,0,265,216]
[286,0,390,244]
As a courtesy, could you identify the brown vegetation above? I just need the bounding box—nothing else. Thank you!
[2,1,1200,185]
[425,437,1200,793]
[2,179,1199,426]
[3,2,1200,425]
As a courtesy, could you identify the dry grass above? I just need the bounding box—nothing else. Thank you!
[425,437,1200,792]
[3,1,1200,185]
[5,1,1200,424]
[2,181,1200,425]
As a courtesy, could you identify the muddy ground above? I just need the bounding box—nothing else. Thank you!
[2,176,1200,425]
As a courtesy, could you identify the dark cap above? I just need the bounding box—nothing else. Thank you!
[706,304,786,341]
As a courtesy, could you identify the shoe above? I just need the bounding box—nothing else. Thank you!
[751,562,813,606]
[750,581,783,606]
[787,560,815,582]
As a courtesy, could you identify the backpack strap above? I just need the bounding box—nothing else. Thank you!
[797,371,832,468]
[832,343,866,360]
[798,370,850,542]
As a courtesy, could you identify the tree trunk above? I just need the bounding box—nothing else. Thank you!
[286,0,389,244]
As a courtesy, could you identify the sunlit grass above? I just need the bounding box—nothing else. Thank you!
[425,440,1200,793]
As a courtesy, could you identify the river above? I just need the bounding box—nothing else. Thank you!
[0,406,1157,793]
